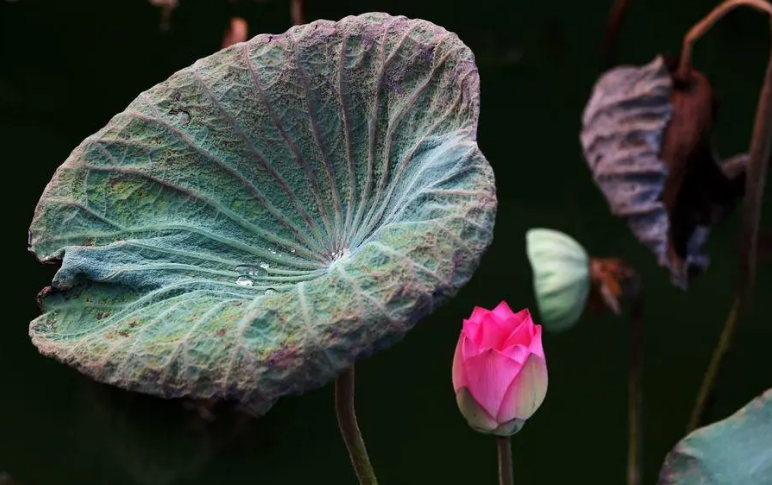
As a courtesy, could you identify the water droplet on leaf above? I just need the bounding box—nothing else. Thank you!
[236,264,266,278]
[236,276,254,287]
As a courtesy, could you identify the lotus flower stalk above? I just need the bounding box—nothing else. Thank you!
[497,436,514,485]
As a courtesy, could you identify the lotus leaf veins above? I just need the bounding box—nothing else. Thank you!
[28,13,496,416]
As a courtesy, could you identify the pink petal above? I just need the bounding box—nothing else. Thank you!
[496,354,549,422]
[461,319,477,341]
[499,343,530,364]
[462,334,482,359]
[469,306,490,323]
[491,301,515,323]
[452,336,468,391]
[464,349,523,419]
[463,306,489,341]
[510,307,532,328]
[528,325,545,358]
[502,309,535,348]
[476,313,512,350]
[503,321,532,348]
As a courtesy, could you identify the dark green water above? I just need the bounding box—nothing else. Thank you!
[1,1,770,484]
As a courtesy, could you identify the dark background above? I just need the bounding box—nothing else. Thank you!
[1,0,771,484]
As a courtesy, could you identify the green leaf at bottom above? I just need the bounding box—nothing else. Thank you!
[658,389,772,485]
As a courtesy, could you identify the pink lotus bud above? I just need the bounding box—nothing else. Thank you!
[452,302,548,436]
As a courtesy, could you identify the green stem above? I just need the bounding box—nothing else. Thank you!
[684,0,772,432]
[335,367,379,485]
[497,437,514,485]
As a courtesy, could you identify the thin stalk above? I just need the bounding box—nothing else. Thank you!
[291,0,305,25]
[589,259,644,485]
[677,0,772,80]
[684,0,772,432]
[222,17,249,48]
[602,0,634,69]
[496,436,514,485]
[626,273,644,485]
[335,367,379,485]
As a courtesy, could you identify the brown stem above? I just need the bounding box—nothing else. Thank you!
[677,0,772,80]
[222,17,249,49]
[685,0,772,432]
[335,367,379,485]
[602,0,634,69]
[589,259,643,484]
[291,0,305,25]
[497,436,514,485]
[159,5,174,32]
[625,272,644,485]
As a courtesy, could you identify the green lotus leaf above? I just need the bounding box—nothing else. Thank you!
[525,228,589,332]
[28,13,496,416]
[658,389,772,485]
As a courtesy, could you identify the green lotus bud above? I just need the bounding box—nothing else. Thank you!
[525,228,590,332]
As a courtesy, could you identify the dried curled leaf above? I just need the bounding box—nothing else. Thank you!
[581,57,674,279]
[581,56,745,288]
[28,13,496,416]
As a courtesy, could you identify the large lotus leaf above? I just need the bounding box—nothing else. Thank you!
[28,13,496,416]
[658,389,772,485]
[525,228,590,332]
